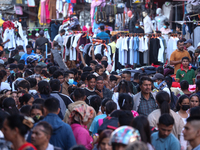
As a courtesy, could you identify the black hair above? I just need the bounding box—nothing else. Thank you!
[34,65,42,74]
[117,80,130,93]
[77,81,85,88]
[33,98,45,105]
[131,116,151,144]
[47,63,53,70]
[111,35,117,42]
[53,41,59,47]
[8,58,16,64]
[36,121,53,135]
[182,57,189,61]
[105,100,117,115]
[90,60,97,65]
[123,71,131,76]
[176,95,189,111]
[38,81,51,95]
[0,110,9,129]
[81,72,90,81]
[19,94,33,107]
[118,110,134,126]
[70,145,87,150]
[49,79,60,91]
[118,93,134,111]
[180,80,189,90]
[6,114,32,137]
[74,88,85,100]
[100,25,105,31]
[196,80,200,91]
[95,64,103,73]
[44,97,60,113]
[19,60,25,65]
[70,68,78,75]
[156,66,164,75]
[139,76,152,86]
[177,39,184,45]
[190,106,200,117]
[0,70,7,84]
[101,98,112,107]
[110,71,118,75]
[95,54,102,61]
[87,74,96,81]
[164,22,170,26]
[24,69,33,77]
[156,91,170,114]
[189,93,200,103]
[87,95,101,114]
[10,72,22,82]
[26,45,32,49]
[30,104,44,116]
[20,105,31,116]
[17,80,30,91]
[25,77,37,88]
[53,70,64,79]
[110,75,117,82]
[49,66,58,75]
[187,115,200,122]
[2,98,19,115]
[133,73,140,80]
[60,29,65,34]
[101,61,108,68]
[96,76,104,81]
[159,113,174,126]
[18,63,24,70]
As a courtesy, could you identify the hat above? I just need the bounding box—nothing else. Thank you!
[9,64,17,70]
[184,39,193,44]
[152,73,164,81]
[39,30,44,36]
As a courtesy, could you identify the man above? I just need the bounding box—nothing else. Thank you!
[17,80,30,93]
[170,40,191,74]
[50,79,73,117]
[35,30,49,54]
[133,76,157,117]
[26,77,37,95]
[62,71,75,96]
[132,72,140,87]
[196,80,200,98]
[127,10,137,33]
[151,114,181,150]
[17,45,25,57]
[53,29,65,48]
[183,116,200,150]
[17,63,24,73]
[95,76,113,99]
[53,70,65,84]
[41,97,76,150]
[109,75,117,91]
[121,71,137,94]
[49,66,58,77]
[20,45,36,65]
[133,21,144,33]
[176,57,195,85]
[108,35,117,56]
[152,73,171,97]
[31,121,61,150]
[96,26,110,44]
[34,65,42,76]
[185,39,195,53]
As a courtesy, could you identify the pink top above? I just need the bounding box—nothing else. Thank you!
[160,27,172,34]
[71,124,93,150]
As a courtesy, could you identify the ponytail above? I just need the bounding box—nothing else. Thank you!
[156,91,170,115]
[160,100,170,114]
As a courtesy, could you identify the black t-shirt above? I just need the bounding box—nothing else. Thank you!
[84,88,98,105]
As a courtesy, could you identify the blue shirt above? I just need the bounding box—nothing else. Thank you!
[193,144,200,150]
[151,132,180,150]
[96,32,110,44]
[20,52,36,65]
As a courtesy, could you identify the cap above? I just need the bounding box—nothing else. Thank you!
[39,30,44,36]
[9,64,17,70]
[152,73,164,81]
[184,39,193,44]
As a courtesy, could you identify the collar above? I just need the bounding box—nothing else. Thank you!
[156,133,170,142]
[181,65,192,71]
[85,87,95,92]
[141,92,153,100]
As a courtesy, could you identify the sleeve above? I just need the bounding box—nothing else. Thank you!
[176,70,180,79]
[54,35,58,41]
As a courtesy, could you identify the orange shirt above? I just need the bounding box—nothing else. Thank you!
[170,49,191,74]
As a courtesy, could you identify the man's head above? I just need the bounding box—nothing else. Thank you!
[95,54,102,62]
[87,74,96,90]
[122,71,131,82]
[156,66,164,75]
[109,75,117,89]
[53,70,64,84]
[43,97,60,116]
[64,71,75,85]
[182,57,190,68]
[26,45,32,54]
[180,80,189,91]
[9,64,18,73]
[96,76,104,91]
[31,121,52,148]
[26,77,37,89]
[36,47,42,55]
[184,39,193,48]
[102,56,108,62]
[17,80,30,93]
[60,29,65,36]
[100,25,105,31]
[34,65,42,75]
[139,77,152,94]
[90,60,97,72]
[183,116,200,144]
[177,40,184,51]
[49,66,58,76]
[133,73,140,83]
[49,79,61,92]
[152,73,165,87]
[101,61,108,72]
[111,35,117,43]
[73,88,86,101]
[18,63,24,71]
[158,114,174,138]
[95,65,104,76]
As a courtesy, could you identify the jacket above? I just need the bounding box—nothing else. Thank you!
[128,16,137,33]
[133,92,156,111]
[43,113,76,150]
[62,82,69,96]
[71,124,93,150]
[35,37,49,52]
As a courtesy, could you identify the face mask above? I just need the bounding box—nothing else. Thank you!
[153,82,158,88]
[10,70,15,74]
[135,26,139,29]
[163,26,167,29]
[182,105,190,111]
[68,79,74,85]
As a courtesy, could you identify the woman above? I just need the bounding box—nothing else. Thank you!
[11,91,20,108]
[77,81,86,89]
[189,94,200,109]
[19,94,34,107]
[147,91,184,139]
[93,129,112,150]
[131,116,154,150]
[2,114,36,150]
[34,81,51,99]
[2,97,19,115]
[69,103,95,150]
[30,104,43,118]
[0,70,11,91]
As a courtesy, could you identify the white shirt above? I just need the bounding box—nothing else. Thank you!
[0,82,11,91]
[143,15,154,33]
[54,34,64,47]
[187,45,195,53]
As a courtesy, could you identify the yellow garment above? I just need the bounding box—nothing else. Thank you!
[38,2,46,25]
[108,41,116,54]
[0,19,4,26]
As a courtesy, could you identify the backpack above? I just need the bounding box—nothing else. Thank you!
[98,116,118,134]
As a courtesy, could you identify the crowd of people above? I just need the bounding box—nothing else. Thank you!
[1,22,200,150]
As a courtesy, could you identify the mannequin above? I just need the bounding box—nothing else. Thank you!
[142,11,155,34]
[128,11,137,33]
[155,8,168,31]
[162,2,172,19]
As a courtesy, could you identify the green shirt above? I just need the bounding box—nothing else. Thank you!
[176,68,195,85]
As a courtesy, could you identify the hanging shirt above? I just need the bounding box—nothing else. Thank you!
[129,37,134,65]
[158,37,165,63]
